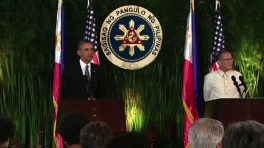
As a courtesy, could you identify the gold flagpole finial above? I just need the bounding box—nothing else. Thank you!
[190,0,194,11]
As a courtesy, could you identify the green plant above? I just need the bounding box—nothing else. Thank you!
[117,48,184,147]
[0,49,54,148]
[224,0,264,98]
[234,39,263,98]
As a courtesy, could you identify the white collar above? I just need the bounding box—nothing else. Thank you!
[217,69,232,77]
[79,59,91,70]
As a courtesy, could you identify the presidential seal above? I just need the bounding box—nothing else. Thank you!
[100,5,163,70]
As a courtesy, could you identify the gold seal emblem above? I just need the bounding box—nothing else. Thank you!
[100,5,163,70]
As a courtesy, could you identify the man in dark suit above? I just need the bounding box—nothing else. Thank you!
[59,40,107,101]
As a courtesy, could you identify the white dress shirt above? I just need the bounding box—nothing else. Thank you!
[80,59,91,75]
[203,69,245,102]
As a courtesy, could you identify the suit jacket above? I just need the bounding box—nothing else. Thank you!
[59,61,107,101]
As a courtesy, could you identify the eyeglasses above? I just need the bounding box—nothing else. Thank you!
[220,58,234,61]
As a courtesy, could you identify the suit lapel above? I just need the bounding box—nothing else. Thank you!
[76,61,84,80]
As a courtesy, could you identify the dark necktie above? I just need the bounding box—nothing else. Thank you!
[85,65,90,81]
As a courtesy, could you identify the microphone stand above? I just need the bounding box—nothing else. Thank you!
[236,84,243,99]
[238,76,247,98]
[232,76,243,99]
[90,81,94,100]
[84,75,93,100]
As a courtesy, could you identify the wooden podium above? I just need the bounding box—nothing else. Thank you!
[61,99,127,135]
[204,99,264,128]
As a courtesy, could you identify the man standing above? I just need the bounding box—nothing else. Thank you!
[203,51,245,102]
[59,40,107,101]
[58,112,89,148]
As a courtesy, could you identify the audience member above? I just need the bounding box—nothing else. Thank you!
[80,121,113,148]
[0,116,15,148]
[58,112,89,148]
[106,132,150,148]
[188,118,224,148]
[222,120,264,148]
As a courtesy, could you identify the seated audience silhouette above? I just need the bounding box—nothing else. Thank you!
[80,121,113,148]
[0,116,15,148]
[222,120,264,148]
[106,132,150,148]
[58,112,89,148]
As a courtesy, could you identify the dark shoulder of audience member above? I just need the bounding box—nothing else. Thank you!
[222,120,264,148]
[58,111,89,145]
[80,121,113,148]
[0,116,15,145]
[106,132,150,148]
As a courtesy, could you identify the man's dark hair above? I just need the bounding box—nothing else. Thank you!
[0,116,15,144]
[222,120,264,148]
[78,40,94,51]
[106,132,150,148]
[80,121,113,148]
[217,50,231,61]
[58,111,89,145]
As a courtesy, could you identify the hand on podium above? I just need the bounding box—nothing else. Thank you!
[87,98,96,100]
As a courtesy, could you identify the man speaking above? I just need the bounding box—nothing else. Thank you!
[59,40,107,101]
[203,51,246,102]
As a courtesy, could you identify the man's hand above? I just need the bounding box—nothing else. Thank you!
[87,98,96,100]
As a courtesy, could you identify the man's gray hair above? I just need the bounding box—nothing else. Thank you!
[188,118,224,148]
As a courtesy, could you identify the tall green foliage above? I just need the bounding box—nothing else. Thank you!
[223,0,264,97]
[0,0,56,147]
[0,50,54,147]
[119,55,184,147]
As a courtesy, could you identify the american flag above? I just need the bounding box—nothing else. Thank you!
[84,0,99,65]
[210,0,225,72]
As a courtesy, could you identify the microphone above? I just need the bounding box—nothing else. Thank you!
[239,76,247,93]
[231,76,238,85]
[231,75,243,98]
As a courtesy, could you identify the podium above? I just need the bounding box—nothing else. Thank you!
[61,99,127,135]
[204,99,264,128]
